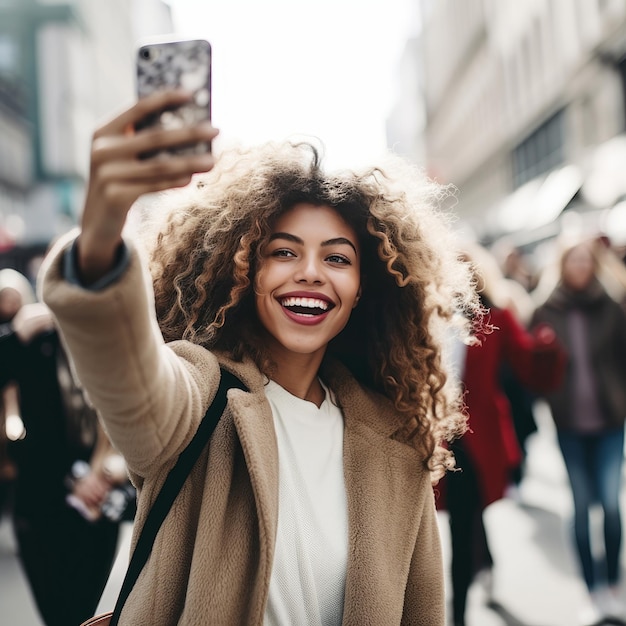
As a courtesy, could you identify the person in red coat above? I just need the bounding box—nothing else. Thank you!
[440,244,564,626]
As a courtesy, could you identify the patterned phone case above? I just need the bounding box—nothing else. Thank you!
[136,38,211,158]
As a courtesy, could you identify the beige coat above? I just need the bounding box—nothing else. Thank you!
[41,236,445,626]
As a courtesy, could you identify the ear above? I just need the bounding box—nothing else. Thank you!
[352,285,362,309]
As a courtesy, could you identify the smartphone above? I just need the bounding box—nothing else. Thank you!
[135,37,212,158]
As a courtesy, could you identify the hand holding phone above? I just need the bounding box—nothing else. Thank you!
[135,37,212,158]
[78,88,217,285]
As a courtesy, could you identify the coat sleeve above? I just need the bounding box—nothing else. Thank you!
[39,232,222,478]
[402,484,446,626]
[500,307,566,394]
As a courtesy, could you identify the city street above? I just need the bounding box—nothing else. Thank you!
[1,400,624,626]
[1,1,625,625]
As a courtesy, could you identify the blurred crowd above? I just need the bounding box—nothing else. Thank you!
[440,230,626,626]
[0,265,135,626]
[1,226,626,626]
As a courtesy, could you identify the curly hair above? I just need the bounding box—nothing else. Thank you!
[139,141,482,479]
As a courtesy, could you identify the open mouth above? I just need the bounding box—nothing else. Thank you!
[279,296,333,317]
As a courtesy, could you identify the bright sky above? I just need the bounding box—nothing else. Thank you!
[165,0,418,169]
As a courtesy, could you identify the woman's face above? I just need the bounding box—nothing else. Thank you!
[0,287,23,322]
[561,245,595,291]
[255,203,361,362]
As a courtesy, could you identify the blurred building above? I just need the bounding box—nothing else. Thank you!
[386,36,427,165]
[0,0,173,276]
[391,0,626,250]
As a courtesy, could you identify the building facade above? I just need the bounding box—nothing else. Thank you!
[0,0,173,275]
[406,0,626,247]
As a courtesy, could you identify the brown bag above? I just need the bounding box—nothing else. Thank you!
[80,613,112,626]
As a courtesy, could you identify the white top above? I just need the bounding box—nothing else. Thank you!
[263,379,348,626]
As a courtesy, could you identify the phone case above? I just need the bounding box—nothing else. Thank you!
[135,38,212,158]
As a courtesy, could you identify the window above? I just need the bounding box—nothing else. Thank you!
[512,109,565,187]
[0,35,18,77]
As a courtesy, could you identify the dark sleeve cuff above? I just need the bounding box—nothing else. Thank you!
[63,239,131,290]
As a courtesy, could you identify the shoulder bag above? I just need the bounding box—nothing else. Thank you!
[80,368,247,626]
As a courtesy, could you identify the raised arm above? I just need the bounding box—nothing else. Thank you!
[40,93,220,476]
[76,90,218,284]
[501,307,565,394]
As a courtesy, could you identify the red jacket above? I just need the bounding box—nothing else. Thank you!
[439,307,564,509]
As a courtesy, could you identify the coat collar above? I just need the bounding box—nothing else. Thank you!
[214,351,414,455]
[320,357,406,438]
[215,352,426,622]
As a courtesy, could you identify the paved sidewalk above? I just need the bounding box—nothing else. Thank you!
[0,516,43,626]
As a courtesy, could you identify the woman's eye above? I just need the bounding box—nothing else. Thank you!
[272,249,295,258]
[327,254,351,265]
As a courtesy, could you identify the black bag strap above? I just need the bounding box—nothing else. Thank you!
[110,368,247,626]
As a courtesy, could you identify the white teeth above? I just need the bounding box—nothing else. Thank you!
[280,297,329,310]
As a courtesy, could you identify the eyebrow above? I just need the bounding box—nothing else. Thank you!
[269,232,358,254]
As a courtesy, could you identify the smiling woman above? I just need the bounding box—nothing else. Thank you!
[40,86,481,625]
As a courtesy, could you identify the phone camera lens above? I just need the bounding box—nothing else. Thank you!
[140,48,152,60]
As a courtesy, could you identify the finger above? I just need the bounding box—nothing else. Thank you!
[92,124,218,165]
[80,492,101,508]
[95,90,194,137]
[99,176,199,207]
[133,123,219,158]
[97,152,215,184]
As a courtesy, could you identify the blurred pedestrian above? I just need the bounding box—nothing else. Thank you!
[592,234,626,312]
[0,302,133,626]
[0,269,36,518]
[491,238,538,293]
[39,90,483,625]
[531,238,626,626]
[486,245,543,490]
[441,243,564,626]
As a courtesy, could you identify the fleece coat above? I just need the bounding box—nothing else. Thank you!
[40,234,445,626]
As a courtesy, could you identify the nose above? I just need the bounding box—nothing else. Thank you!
[294,254,324,284]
